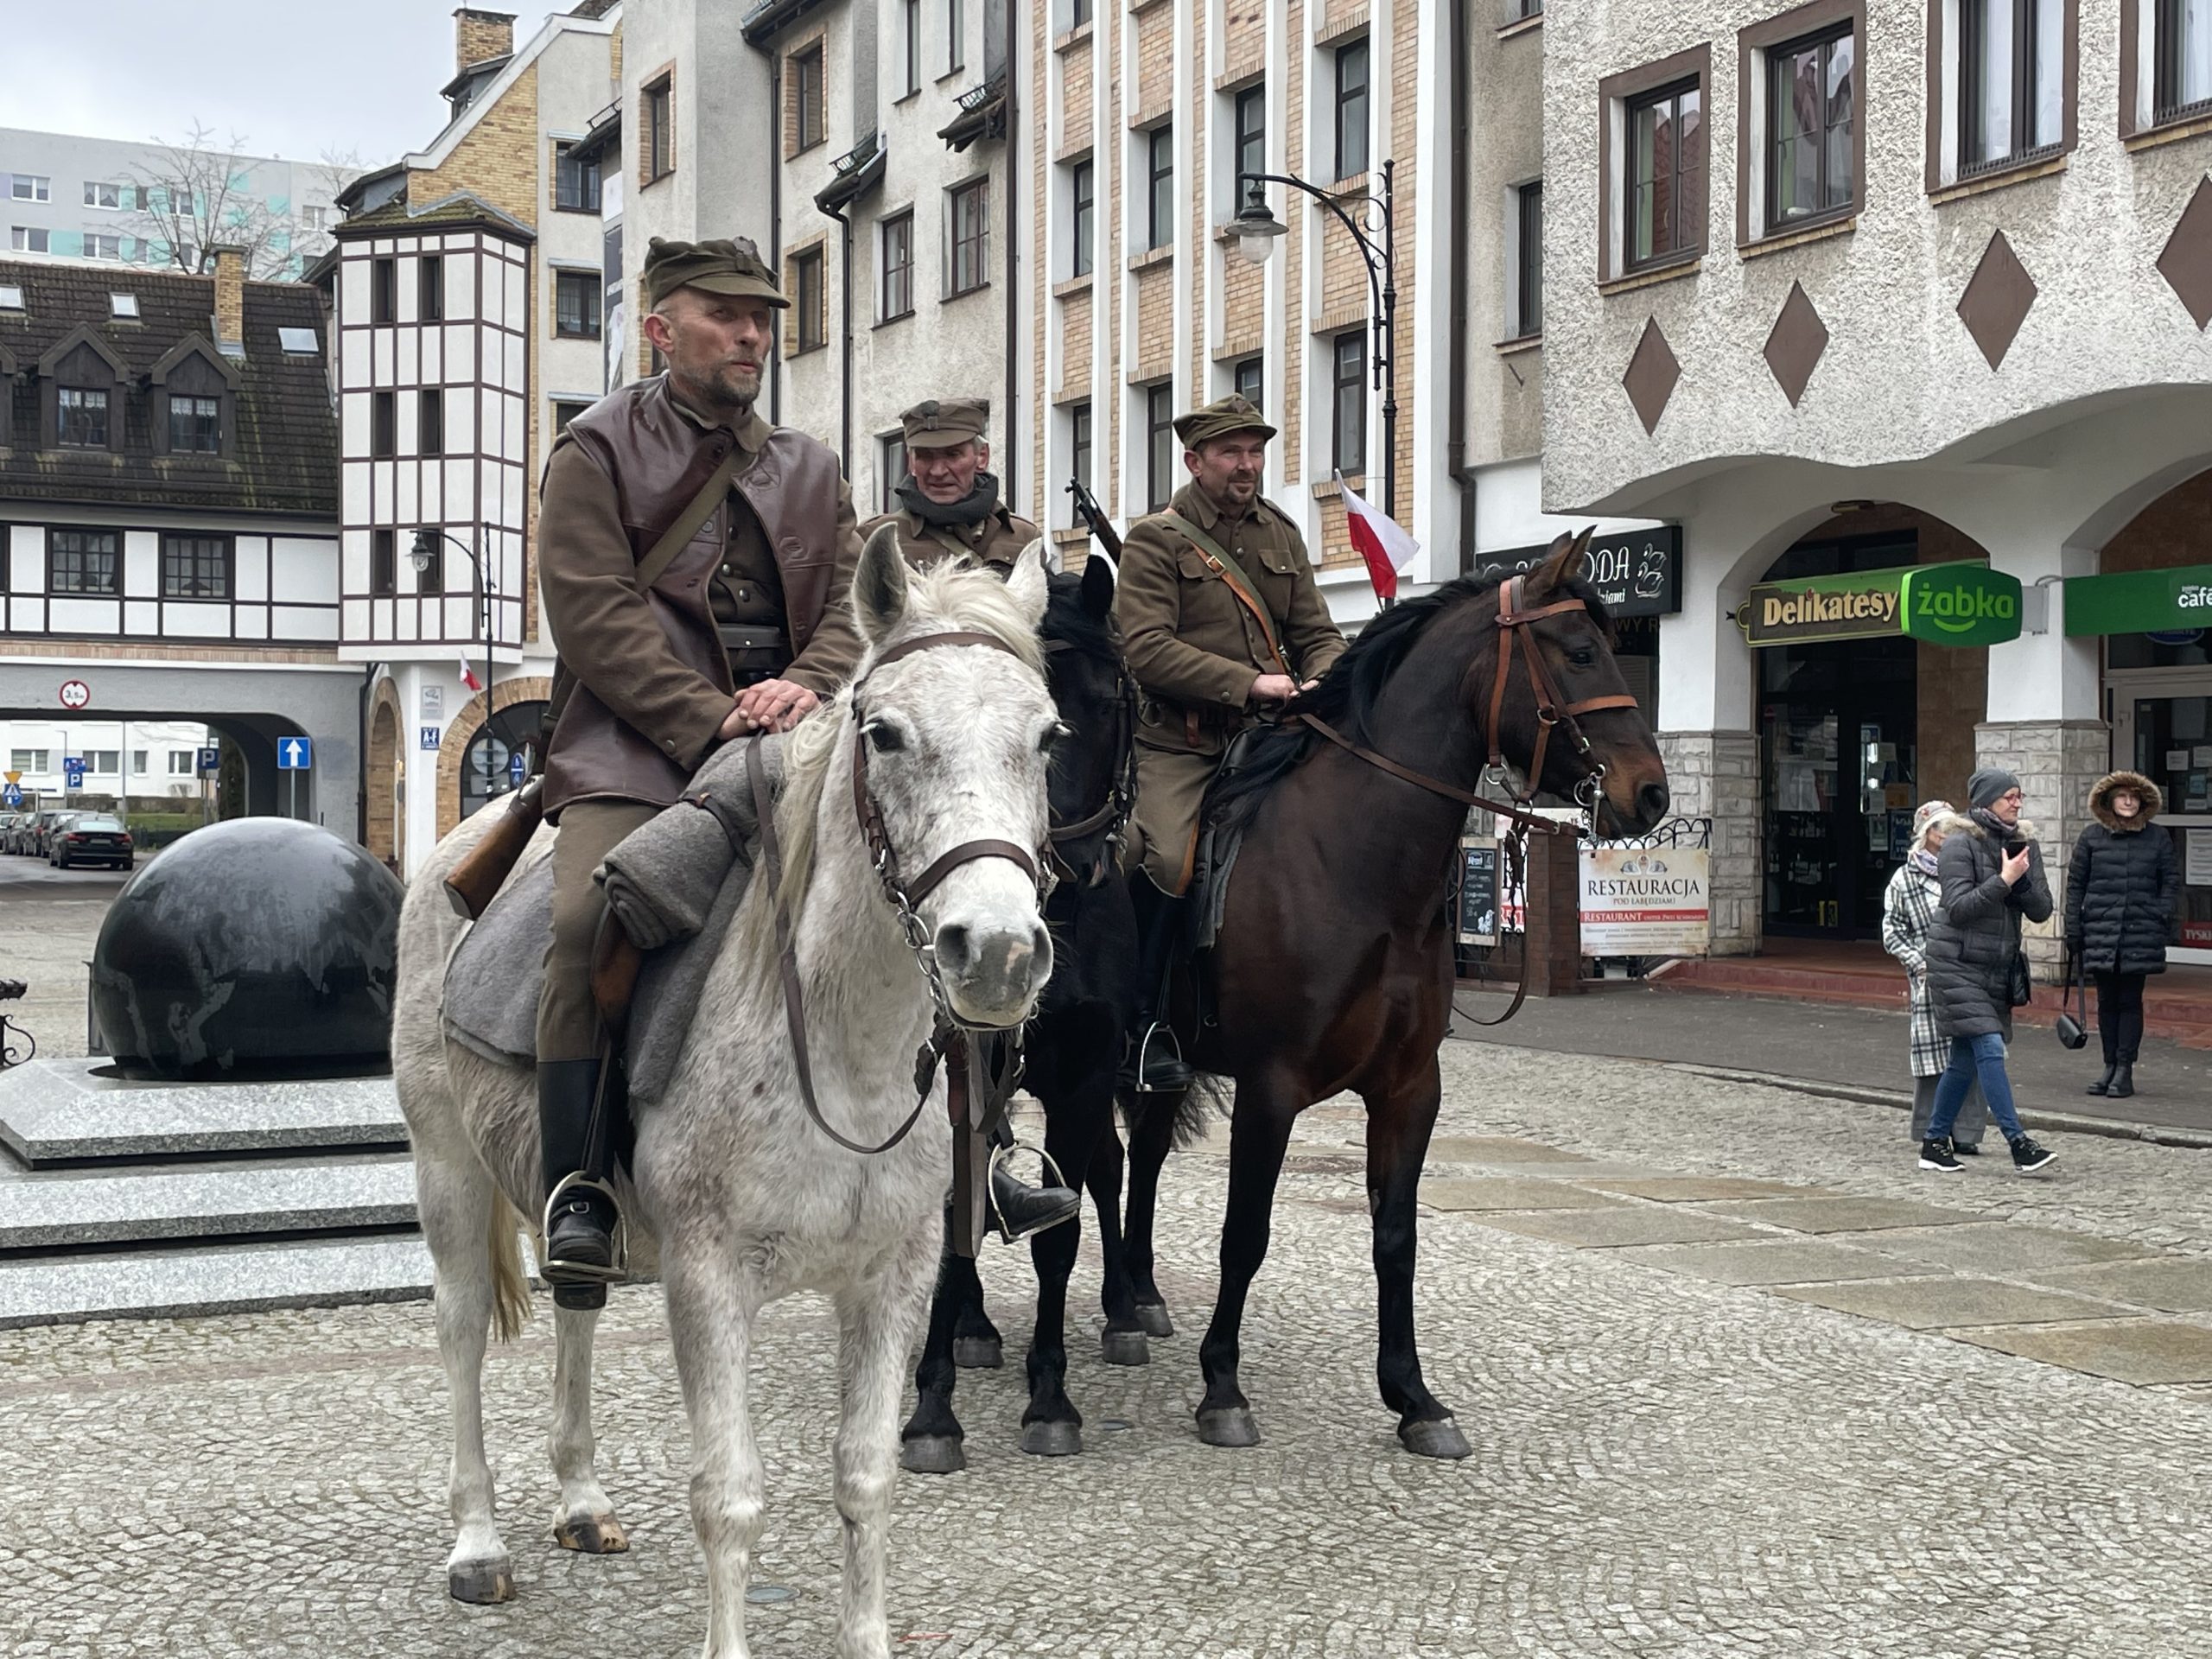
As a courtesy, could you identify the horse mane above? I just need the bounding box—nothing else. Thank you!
[1209,568,1612,834]
[1042,568,1117,664]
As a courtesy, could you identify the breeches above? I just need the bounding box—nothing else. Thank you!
[1128,744,1222,897]
[535,799,658,1062]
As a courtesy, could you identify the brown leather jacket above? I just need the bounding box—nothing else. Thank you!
[539,376,863,814]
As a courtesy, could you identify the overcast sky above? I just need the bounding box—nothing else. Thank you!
[6,3,572,167]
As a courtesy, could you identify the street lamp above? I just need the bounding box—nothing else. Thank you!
[1226,161,1399,530]
[410,524,499,806]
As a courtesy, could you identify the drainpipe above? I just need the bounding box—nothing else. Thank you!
[767,49,785,427]
[1001,10,1020,510]
[827,202,854,473]
[1446,0,1477,575]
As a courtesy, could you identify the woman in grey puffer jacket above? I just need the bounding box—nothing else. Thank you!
[1920,767,2059,1173]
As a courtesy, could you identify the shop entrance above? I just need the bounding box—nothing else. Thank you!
[2107,666,2212,963]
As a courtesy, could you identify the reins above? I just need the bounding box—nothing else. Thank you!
[1040,636,1138,886]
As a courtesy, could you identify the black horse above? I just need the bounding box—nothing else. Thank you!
[900,557,1151,1470]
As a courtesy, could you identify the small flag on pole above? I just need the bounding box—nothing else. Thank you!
[1337,471,1418,603]
[457,654,484,693]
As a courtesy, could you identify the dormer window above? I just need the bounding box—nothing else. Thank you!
[170,394,220,453]
[149,333,239,458]
[58,387,109,447]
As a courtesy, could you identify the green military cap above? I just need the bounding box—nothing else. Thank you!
[643,235,789,308]
[899,397,990,448]
[1173,392,1276,448]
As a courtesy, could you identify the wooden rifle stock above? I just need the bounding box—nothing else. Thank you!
[443,775,544,920]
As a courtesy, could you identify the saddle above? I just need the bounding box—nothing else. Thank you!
[1189,724,1271,952]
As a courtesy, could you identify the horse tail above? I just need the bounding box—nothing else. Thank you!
[1169,1073,1230,1147]
[486,1188,532,1343]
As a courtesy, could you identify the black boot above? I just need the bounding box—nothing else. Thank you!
[1122,883,1194,1093]
[2108,1062,2135,1099]
[984,1116,1079,1241]
[2086,1063,2117,1096]
[538,1058,621,1309]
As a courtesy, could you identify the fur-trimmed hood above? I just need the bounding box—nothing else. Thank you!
[2089,769,2163,832]
[1933,809,2040,845]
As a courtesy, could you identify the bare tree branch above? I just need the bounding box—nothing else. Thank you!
[123,123,351,281]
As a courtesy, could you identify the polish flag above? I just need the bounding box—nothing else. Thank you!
[1338,471,1418,603]
[456,654,483,694]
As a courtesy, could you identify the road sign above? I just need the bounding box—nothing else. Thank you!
[197,747,221,776]
[62,758,86,787]
[277,736,314,771]
[58,679,90,710]
[508,750,527,785]
[1,784,20,809]
[3,770,17,786]
[420,726,442,752]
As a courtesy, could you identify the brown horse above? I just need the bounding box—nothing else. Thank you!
[1115,530,1671,1458]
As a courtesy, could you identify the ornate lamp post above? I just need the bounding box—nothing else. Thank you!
[410,524,499,804]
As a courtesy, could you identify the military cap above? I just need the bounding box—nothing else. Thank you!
[899,397,990,448]
[643,235,788,308]
[1173,392,1276,448]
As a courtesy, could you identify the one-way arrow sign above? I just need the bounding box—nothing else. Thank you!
[277,736,314,770]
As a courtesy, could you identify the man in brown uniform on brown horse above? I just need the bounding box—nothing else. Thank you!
[861,397,1040,573]
[532,237,864,1296]
[1113,393,1347,1089]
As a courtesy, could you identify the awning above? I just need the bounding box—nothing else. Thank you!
[1738,561,2022,648]
[2063,564,2212,636]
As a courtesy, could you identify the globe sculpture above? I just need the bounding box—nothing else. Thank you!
[90,818,406,1077]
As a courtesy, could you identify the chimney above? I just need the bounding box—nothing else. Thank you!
[454,7,516,73]
[211,245,245,356]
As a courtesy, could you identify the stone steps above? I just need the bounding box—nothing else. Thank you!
[0,1158,418,1250]
[0,1059,406,1166]
[0,1234,437,1330]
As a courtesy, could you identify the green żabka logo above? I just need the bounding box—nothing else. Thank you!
[1899,564,2024,647]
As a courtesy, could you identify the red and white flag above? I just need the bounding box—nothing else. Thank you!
[456,654,483,694]
[1337,471,1418,602]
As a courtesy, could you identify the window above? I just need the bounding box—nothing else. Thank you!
[302,204,329,230]
[1147,124,1174,250]
[1071,0,1093,25]
[49,529,119,595]
[0,283,21,308]
[10,227,48,253]
[1145,382,1175,512]
[162,533,230,599]
[416,539,445,594]
[2155,0,2212,124]
[1331,332,1366,475]
[86,234,123,261]
[1767,27,1856,227]
[1233,356,1262,404]
[1515,181,1543,337]
[10,751,52,774]
[904,0,922,94]
[949,0,965,73]
[110,293,138,318]
[793,45,827,154]
[87,751,119,775]
[556,270,602,338]
[949,178,990,296]
[1070,157,1094,277]
[880,431,907,512]
[1068,401,1093,524]
[371,528,397,596]
[645,74,675,181]
[1334,40,1370,181]
[555,143,602,212]
[1961,0,2064,174]
[278,326,318,353]
[371,256,396,323]
[168,750,194,775]
[419,389,444,457]
[10,175,49,202]
[553,398,590,433]
[83,181,122,209]
[791,247,826,351]
[58,388,109,447]
[372,391,396,458]
[419,255,444,321]
[880,211,914,320]
[170,393,221,454]
[132,752,149,777]
[1626,79,1705,268]
[1234,85,1267,194]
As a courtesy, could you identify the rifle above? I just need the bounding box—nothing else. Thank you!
[1066,478,1122,561]
[444,772,543,920]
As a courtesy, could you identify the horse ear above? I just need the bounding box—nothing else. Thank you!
[1004,540,1051,629]
[1530,527,1592,597]
[853,521,909,646]
[1080,551,1116,621]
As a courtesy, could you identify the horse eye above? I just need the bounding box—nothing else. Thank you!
[866,722,905,753]
[1040,722,1070,753]
[1568,649,1598,669]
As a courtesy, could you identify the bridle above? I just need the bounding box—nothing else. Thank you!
[1040,636,1138,888]
[747,628,1054,1157]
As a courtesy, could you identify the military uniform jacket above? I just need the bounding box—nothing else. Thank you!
[860,504,1040,573]
[1114,481,1347,757]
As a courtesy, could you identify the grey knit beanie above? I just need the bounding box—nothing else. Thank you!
[1967,766,2023,809]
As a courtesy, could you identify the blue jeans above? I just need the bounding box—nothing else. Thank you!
[1929,1033,2024,1143]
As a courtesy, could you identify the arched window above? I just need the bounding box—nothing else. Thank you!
[458,701,549,820]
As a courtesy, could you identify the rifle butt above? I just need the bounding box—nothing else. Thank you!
[442,779,544,920]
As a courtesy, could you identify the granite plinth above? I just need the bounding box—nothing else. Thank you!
[0,1058,404,1166]
[0,1158,416,1249]
[0,1235,435,1329]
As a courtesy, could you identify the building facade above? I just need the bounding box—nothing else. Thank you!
[1541,0,2212,966]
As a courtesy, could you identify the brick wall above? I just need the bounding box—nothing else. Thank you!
[1135,3,1174,121]
[1189,3,1206,396]
[1387,0,1419,552]
[1280,0,1305,486]
[1135,264,1174,379]
[2100,471,2212,574]
[1224,254,1262,347]
[417,60,541,228]
[1224,0,1266,85]
[455,9,514,72]
[1319,217,1369,315]
[1062,42,1093,145]
[1060,288,1093,399]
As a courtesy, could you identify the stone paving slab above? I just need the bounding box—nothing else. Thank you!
[1579,1175,1817,1203]
[1770,1275,2136,1332]
[1465,1205,1767,1249]
[0,1159,416,1249]
[1948,1318,2212,1384]
[2029,1256,2212,1313]
[1423,1135,1589,1164]
[0,1235,435,1328]
[1834,1222,2163,1273]
[1611,1237,1948,1287]
[0,1058,404,1166]
[1419,1177,1621,1212]
[1698,1194,1986,1234]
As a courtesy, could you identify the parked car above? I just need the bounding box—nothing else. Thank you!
[0,813,29,854]
[30,810,80,859]
[51,815,132,870]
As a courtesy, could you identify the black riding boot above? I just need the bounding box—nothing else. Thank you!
[984,1115,1080,1241]
[538,1058,621,1310]
[1122,882,1194,1093]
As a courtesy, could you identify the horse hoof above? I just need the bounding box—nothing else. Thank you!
[952,1336,1003,1370]
[1100,1328,1150,1367]
[1134,1301,1175,1338]
[1020,1420,1084,1457]
[553,1512,629,1554]
[1399,1417,1473,1460]
[899,1435,967,1476]
[1197,1407,1261,1448]
[448,1560,516,1605]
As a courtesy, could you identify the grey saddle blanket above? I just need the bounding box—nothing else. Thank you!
[442,736,784,1104]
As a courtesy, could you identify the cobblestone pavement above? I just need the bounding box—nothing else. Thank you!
[8,1041,2212,1658]
[0,857,129,1061]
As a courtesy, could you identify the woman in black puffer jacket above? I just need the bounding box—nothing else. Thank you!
[2066,770,2181,1099]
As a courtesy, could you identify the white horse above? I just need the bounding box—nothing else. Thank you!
[391,532,1061,1659]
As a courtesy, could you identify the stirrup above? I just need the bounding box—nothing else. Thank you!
[987,1137,1074,1244]
[541,1172,628,1284]
[1133,1020,1187,1094]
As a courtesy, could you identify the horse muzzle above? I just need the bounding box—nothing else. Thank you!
[933,914,1054,1028]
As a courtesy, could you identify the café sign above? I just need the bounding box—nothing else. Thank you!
[1743,561,2021,648]
[2062,563,2212,637]
[1471,526,1682,619]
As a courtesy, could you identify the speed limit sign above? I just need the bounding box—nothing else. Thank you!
[58,679,91,710]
